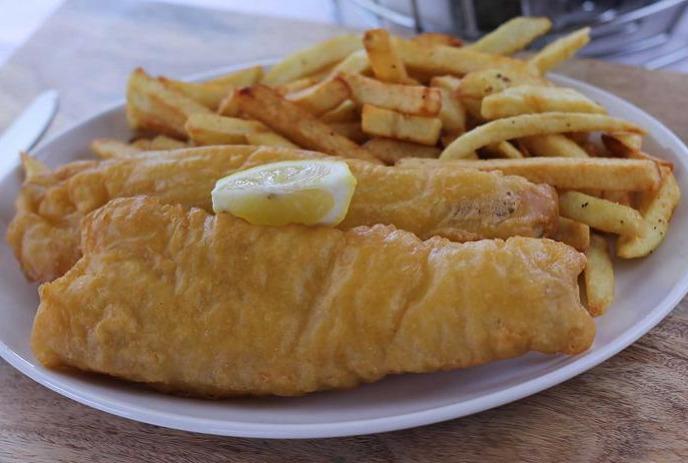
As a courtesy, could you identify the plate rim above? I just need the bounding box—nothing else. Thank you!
[1,66,687,439]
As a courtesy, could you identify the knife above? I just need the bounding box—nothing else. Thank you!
[0,90,59,175]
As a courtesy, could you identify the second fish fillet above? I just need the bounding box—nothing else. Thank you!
[8,146,558,282]
[32,196,593,397]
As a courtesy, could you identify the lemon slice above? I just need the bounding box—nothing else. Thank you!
[212,160,357,226]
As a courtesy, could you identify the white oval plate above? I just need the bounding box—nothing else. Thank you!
[1,65,687,439]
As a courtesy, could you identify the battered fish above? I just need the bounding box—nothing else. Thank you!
[32,196,593,397]
[8,146,558,282]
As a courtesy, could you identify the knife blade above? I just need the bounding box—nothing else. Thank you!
[0,90,59,175]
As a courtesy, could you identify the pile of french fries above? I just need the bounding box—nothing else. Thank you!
[93,17,680,317]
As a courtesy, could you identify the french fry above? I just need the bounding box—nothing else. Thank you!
[217,90,240,117]
[158,77,232,110]
[529,28,590,74]
[364,137,440,164]
[204,65,263,87]
[147,135,188,150]
[601,133,673,169]
[486,141,523,159]
[326,49,370,77]
[467,17,552,55]
[412,32,463,48]
[91,138,144,159]
[128,135,187,152]
[361,104,442,145]
[339,73,441,116]
[236,85,380,163]
[394,37,536,77]
[320,99,358,123]
[617,168,680,258]
[602,190,632,206]
[245,131,299,148]
[275,76,320,96]
[329,122,367,143]
[363,29,412,83]
[481,85,605,119]
[559,191,645,236]
[553,217,590,251]
[126,68,212,138]
[606,132,642,150]
[430,75,462,92]
[398,157,660,191]
[285,78,350,116]
[429,78,466,135]
[521,134,589,158]
[584,234,615,316]
[185,113,268,145]
[458,69,550,100]
[440,113,644,160]
[263,34,362,85]
[457,68,550,119]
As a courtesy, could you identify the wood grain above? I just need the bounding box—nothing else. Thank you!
[1,1,687,461]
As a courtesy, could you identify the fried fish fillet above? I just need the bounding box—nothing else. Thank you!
[32,196,593,397]
[8,146,558,282]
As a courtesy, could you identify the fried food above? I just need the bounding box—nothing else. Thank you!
[399,157,661,191]
[361,104,442,145]
[440,113,644,160]
[31,196,594,397]
[8,146,558,282]
[235,85,380,163]
[467,17,551,55]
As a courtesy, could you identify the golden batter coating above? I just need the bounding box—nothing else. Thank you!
[32,197,593,397]
[8,146,558,282]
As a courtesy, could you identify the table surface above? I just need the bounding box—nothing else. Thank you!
[1,0,688,461]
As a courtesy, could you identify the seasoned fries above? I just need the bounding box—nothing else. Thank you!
[521,134,589,158]
[394,37,536,77]
[185,114,269,145]
[320,99,358,123]
[236,85,380,163]
[147,135,187,150]
[204,65,263,87]
[329,122,367,143]
[440,113,644,160]
[361,104,441,145]
[481,85,605,119]
[399,157,660,191]
[158,78,231,110]
[617,168,680,258]
[263,34,362,85]
[126,68,212,138]
[487,141,523,159]
[529,28,591,74]
[412,32,463,48]
[245,131,298,148]
[363,29,411,83]
[602,133,673,169]
[339,73,441,116]
[467,17,551,55]
[364,138,440,164]
[584,234,615,316]
[559,191,645,236]
[285,78,350,116]
[114,21,681,319]
[553,217,590,252]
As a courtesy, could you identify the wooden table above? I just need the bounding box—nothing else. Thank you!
[1,1,687,461]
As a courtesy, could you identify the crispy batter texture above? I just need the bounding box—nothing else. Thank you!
[32,197,594,397]
[8,146,558,282]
